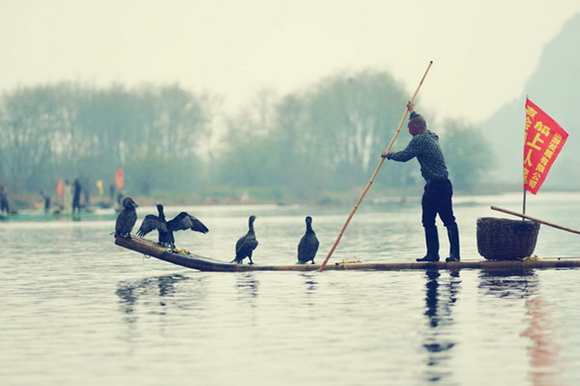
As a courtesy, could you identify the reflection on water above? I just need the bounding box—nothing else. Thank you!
[478,269,563,385]
[521,296,562,385]
[235,272,259,302]
[300,273,318,294]
[421,269,461,383]
[116,274,194,317]
[478,269,539,299]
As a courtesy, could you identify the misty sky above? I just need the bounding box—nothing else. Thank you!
[2,0,579,123]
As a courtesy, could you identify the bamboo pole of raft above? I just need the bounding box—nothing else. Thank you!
[491,206,580,235]
[318,61,434,272]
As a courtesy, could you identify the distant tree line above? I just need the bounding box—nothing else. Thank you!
[0,70,492,202]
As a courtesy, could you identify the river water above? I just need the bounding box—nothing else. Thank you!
[1,192,580,385]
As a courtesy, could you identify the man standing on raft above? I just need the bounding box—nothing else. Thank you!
[382,101,460,262]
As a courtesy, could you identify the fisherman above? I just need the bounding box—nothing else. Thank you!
[381,101,460,262]
[62,179,72,214]
[40,190,51,214]
[72,178,82,214]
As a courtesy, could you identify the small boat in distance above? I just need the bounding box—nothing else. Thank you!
[1,210,117,222]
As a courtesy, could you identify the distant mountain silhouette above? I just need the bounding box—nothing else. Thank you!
[479,13,580,190]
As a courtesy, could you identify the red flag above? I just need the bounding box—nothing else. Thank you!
[523,98,568,194]
[56,178,64,197]
[115,168,125,191]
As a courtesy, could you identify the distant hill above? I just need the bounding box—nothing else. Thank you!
[479,13,580,190]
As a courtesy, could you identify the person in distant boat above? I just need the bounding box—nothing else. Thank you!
[40,190,51,214]
[137,204,209,249]
[115,197,139,238]
[382,101,460,262]
[232,215,258,264]
[72,178,82,214]
[0,185,9,215]
[297,216,319,264]
[62,179,72,214]
[82,177,90,208]
[109,184,115,206]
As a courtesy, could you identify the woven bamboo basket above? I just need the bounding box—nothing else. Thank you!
[477,217,541,260]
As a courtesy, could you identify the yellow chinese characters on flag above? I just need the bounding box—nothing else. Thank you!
[524,98,568,194]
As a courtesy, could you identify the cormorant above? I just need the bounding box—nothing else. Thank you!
[297,216,319,264]
[137,204,209,249]
[115,197,138,238]
[231,215,258,264]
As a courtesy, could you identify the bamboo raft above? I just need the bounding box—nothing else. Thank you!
[115,234,580,272]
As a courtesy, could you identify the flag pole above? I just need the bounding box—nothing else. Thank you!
[318,61,434,273]
[522,189,527,215]
[523,95,527,216]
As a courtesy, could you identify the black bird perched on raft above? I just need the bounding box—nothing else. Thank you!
[297,216,319,264]
[231,215,258,264]
[136,203,209,249]
[115,197,138,238]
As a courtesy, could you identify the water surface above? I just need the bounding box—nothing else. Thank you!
[2,192,580,385]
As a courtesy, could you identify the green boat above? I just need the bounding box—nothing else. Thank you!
[0,211,117,222]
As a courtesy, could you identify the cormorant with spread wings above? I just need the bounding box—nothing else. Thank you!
[137,204,209,249]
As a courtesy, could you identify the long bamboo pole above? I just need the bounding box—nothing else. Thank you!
[318,61,434,272]
[491,205,580,235]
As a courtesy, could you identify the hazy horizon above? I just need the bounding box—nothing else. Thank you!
[2,0,579,124]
